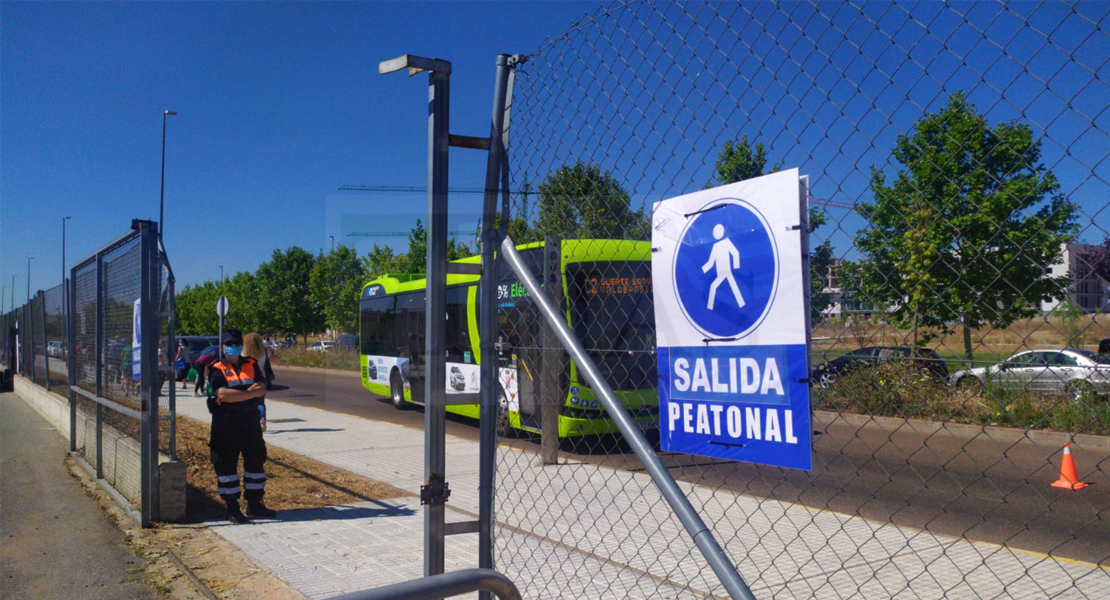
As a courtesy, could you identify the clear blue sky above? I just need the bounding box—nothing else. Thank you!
[4,1,1108,305]
[1,1,599,299]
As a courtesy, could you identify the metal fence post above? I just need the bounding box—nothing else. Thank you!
[540,236,561,465]
[27,293,34,384]
[139,220,160,525]
[40,291,50,392]
[478,53,514,585]
[165,259,177,460]
[425,63,452,581]
[68,270,77,452]
[95,251,105,479]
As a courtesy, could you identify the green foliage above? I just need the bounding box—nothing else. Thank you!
[812,361,1109,435]
[396,219,475,276]
[712,134,778,186]
[854,92,1077,357]
[363,244,404,282]
[175,221,476,339]
[310,245,366,335]
[224,270,262,333]
[256,246,323,338]
[711,136,833,323]
[175,281,219,335]
[536,160,648,240]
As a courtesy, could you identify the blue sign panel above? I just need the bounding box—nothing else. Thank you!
[652,171,812,470]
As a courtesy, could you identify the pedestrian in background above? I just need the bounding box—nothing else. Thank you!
[194,348,217,397]
[208,329,275,524]
[243,332,271,432]
[176,338,192,390]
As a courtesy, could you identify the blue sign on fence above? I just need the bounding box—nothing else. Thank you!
[652,170,812,470]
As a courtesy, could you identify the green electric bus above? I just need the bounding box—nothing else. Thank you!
[358,239,658,437]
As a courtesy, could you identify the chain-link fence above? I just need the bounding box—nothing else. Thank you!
[491,1,1109,598]
[67,222,176,526]
[43,282,68,390]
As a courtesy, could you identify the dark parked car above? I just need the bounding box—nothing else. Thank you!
[812,346,948,388]
[335,334,358,352]
[179,336,220,357]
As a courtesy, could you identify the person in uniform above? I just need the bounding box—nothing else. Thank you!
[207,329,276,523]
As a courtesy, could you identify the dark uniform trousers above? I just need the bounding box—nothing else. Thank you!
[210,407,267,503]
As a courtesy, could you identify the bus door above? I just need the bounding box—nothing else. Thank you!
[499,250,545,432]
[403,294,427,404]
[514,304,543,432]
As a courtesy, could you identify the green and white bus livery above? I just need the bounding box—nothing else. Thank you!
[358,239,658,438]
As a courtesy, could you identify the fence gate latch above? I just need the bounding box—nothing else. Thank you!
[421,479,451,506]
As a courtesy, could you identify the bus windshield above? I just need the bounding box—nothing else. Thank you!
[567,261,656,390]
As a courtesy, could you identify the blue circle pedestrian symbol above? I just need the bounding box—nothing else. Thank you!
[672,199,778,339]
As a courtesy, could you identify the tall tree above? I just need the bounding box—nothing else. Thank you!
[175,281,220,335]
[854,92,1077,361]
[310,245,367,335]
[224,271,262,334]
[537,160,648,240]
[256,246,322,339]
[363,244,404,282]
[712,134,775,186]
[711,136,834,323]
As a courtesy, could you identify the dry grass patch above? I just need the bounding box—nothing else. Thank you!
[175,415,410,522]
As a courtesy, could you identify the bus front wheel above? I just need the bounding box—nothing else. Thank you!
[390,372,406,410]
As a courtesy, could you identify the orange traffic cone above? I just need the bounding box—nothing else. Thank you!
[1051,444,1089,490]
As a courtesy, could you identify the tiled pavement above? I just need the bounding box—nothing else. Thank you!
[173,392,1108,599]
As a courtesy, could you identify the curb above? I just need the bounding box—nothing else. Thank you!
[814,410,1109,451]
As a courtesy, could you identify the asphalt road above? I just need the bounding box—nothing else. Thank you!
[272,367,1109,565]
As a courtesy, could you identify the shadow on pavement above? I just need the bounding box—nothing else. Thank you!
[267,428,345,435]
[270,501,417,523]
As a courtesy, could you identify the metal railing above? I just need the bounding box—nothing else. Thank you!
[327,569,521,600]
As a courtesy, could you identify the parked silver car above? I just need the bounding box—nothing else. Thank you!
[949,349,1110,401]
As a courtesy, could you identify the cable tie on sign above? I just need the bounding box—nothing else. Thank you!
[702,337,739,344]
[708,441,745,448]
[684,204,728,218]
[786,224,802,231]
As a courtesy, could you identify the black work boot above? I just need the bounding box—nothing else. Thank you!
[246,501,277,519]
[226,502,249,524]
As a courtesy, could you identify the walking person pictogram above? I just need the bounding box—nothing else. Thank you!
[701,224,745,311]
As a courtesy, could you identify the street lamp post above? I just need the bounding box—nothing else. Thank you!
[328,235,335,252]
[159,110,178,242]
[27,257,33,304]
[62,215,71,330]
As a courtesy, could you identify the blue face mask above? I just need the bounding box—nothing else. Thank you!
[224,345,243,358]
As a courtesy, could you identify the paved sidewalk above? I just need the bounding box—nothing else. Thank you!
[1,393,159,600]
[173,392,1108,599]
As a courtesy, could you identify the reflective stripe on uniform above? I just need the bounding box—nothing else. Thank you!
[243,472,266,480]
[218,486,240,495]
[218,474,239,483]
[243,482,265,490]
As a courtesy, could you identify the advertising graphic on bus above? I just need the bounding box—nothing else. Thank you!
[358,239,657,437]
